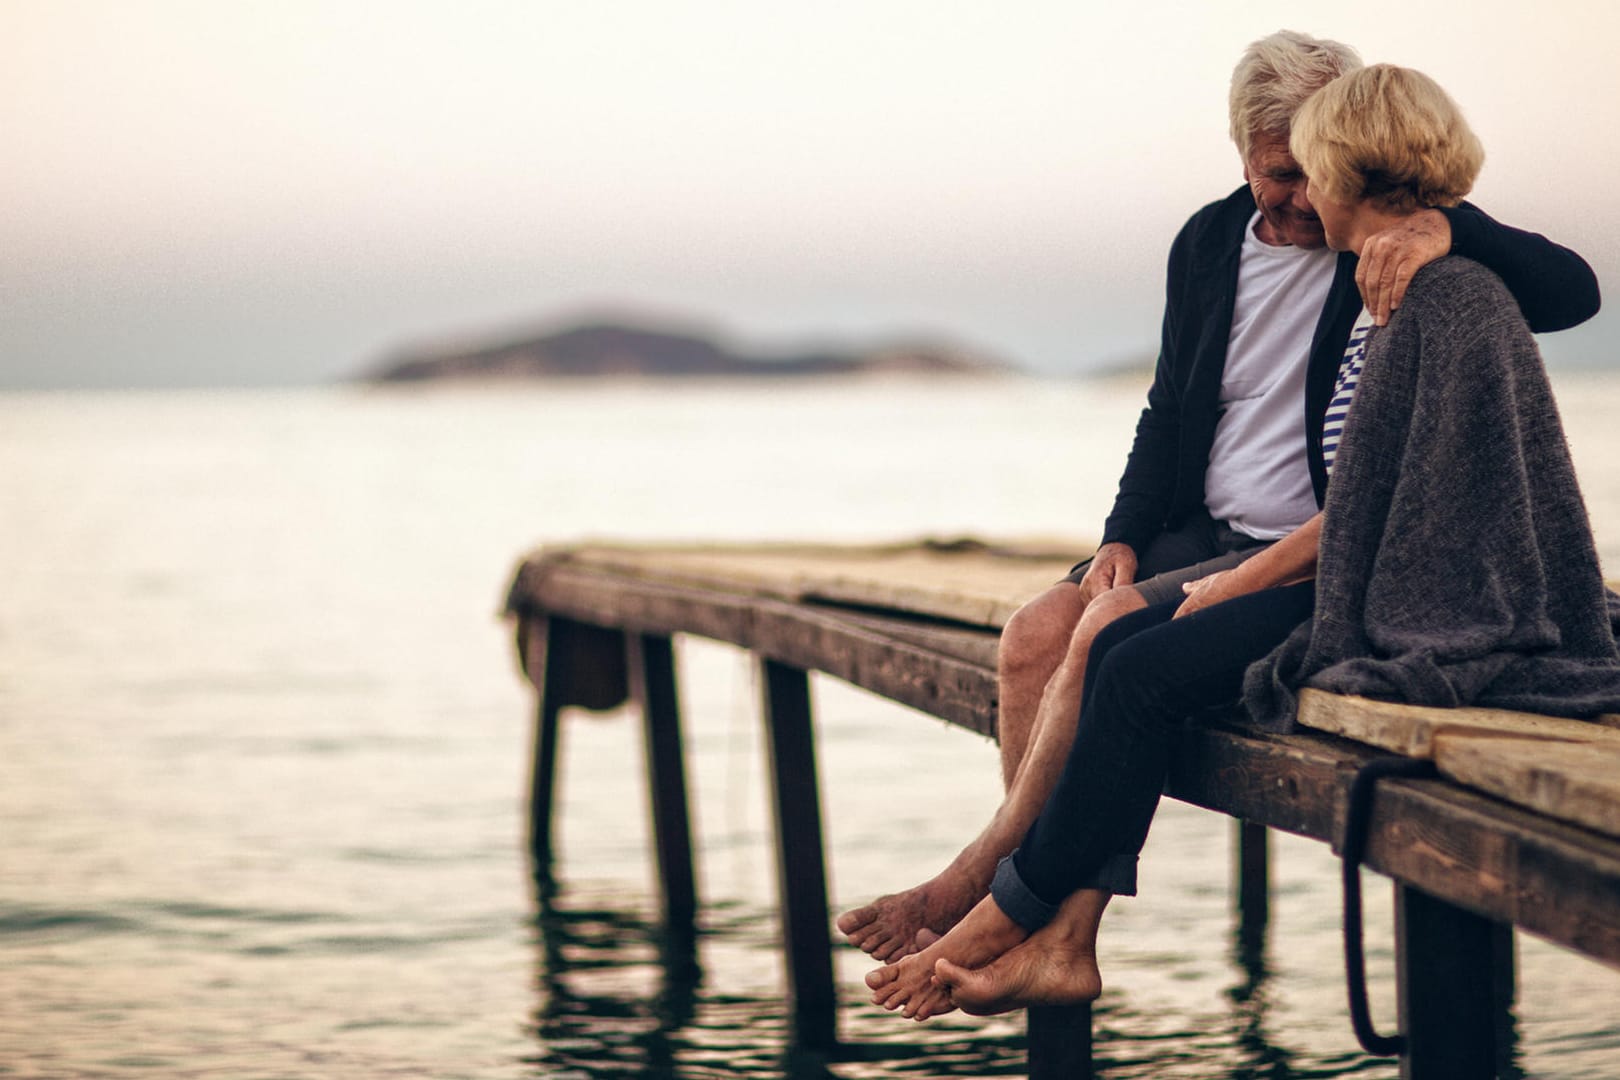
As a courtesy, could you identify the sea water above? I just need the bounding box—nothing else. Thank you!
[3,375,1619,1079]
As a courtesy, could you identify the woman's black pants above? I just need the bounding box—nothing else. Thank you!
[990,581,1317,930]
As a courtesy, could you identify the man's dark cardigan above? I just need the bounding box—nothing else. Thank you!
[1098,186,1602,557]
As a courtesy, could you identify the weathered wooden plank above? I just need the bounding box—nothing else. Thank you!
[519,562,1002,737]
[1170,722,1620,967]
[1299,690,1620,840]
[1440,735,1620,839]
[818,608,1002,668]
[1297,689,1620,757]
[510,540,1079,629]
[1167,721,1364,841]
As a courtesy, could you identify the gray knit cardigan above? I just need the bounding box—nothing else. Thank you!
[1245,257,1620,730]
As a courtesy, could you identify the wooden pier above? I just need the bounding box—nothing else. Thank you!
[505,539,1620,1078]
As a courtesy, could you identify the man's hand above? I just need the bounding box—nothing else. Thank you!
[1076,542,1137,604]
[1356,209,1451,326]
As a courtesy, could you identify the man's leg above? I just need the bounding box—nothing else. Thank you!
[995,582,1089,789]
[999,517,1229,788]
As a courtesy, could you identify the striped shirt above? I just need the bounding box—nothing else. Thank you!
[1322,307,1376,477]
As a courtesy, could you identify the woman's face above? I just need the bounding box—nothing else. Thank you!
[1303,177,1360,253]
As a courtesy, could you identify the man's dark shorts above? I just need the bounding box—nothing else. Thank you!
[1063,511,1273,607]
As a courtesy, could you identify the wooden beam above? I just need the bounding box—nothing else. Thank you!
[1171,723,1620,967]
[525,618,565,885]
[1028,1005,1092,1079]
[1298,689,1620,757]
[525,563,1001,737]
[1235,820,1270,964]
[1395,884,1515,1079]
[759,658,838,1050]
[628,633,699,935]
[508,541,1079,629]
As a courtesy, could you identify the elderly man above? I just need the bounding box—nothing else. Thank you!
[838,29,1600,962]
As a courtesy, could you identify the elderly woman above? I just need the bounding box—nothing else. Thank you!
[868,64,1620,1021]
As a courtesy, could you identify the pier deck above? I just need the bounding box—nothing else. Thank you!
[505,539,1620,1078]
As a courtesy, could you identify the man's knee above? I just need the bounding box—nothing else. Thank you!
[1000,583,1088,677]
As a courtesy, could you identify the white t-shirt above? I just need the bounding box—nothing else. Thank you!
[1203,212,1338,540]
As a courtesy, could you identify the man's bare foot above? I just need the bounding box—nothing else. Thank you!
[836,869,984,962]
[934,889,1108,1015]
[863,894,1028,1021]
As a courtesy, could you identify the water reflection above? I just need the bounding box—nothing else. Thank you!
[525,883,1033,1078]
[1222,920,1297,1080]
[523,875,1423,1079]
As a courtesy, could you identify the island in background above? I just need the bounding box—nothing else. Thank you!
[364,314,1014,383]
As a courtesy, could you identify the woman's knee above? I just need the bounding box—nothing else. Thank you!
[1087,615,1192,722]
[1056,586,1147,673]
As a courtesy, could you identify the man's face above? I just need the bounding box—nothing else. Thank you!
[1243,131,1326,249]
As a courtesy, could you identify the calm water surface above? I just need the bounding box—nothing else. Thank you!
[3,376,1619,1078]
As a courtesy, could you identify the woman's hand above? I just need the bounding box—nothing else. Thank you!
[1175,568,1244,619]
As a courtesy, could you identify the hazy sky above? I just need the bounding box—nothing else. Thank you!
[6,0,1620,388]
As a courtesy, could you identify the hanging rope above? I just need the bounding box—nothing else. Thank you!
[1340,754,1439,1058]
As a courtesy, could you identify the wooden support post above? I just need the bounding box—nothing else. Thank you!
[628,633,699,934]
[759,658,838,1051]
[1394,884,1516,1080]
[522,615,630,888]
[1028,1004,1092,1079]
[1235,819,1270,968]
[527,618,565,888]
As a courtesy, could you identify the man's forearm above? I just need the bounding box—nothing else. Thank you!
[1441,204,1600,332]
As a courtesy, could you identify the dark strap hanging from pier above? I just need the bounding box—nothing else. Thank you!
[1338,753,1516,1078]
[1340,755,1438,1058]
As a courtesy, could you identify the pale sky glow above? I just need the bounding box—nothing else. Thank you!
[5,0,1620,387]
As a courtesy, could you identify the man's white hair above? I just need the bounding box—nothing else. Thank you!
[1229,30,1362,159]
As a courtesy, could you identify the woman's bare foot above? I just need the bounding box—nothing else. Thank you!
[836,866,985,962]
[934,889,1108,1015]
[862,894,1028,1021]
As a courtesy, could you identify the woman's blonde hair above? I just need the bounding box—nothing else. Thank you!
[1290,64,1485,212]
[1229,30,1362,160]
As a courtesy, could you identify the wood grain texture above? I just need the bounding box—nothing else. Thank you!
[1297,690,1620,758]
[1439,736,1620,839]
[1299,690,1620,839]
[508,539,1084,629]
